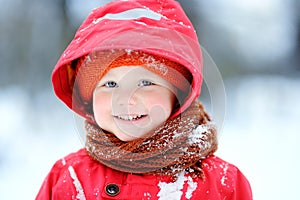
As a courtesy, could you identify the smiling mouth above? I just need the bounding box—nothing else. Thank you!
[115,115,146,121]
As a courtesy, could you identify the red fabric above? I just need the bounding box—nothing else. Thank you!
[46,1,252,199]
[51,0,203,120]
[36,149,252,200]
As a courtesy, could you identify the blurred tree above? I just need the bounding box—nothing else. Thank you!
[1,0,298,95]
[294,0,300,71]
[57,0,75,49]
[25,0,74,94]
[0,0,75,95]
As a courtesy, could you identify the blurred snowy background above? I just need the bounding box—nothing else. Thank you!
[1,0,300,199]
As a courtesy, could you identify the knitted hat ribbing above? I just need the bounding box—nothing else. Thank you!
[75,50,192,104]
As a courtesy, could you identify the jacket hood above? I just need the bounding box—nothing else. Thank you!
[52,0,203,121]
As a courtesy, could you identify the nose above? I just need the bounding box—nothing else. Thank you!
[113,87,138,106]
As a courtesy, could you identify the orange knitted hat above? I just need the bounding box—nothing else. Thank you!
[75,50,192,104]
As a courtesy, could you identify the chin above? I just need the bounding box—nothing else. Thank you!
[116,134,138,142]
[114,130,148,142]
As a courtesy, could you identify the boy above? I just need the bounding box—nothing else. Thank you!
[37,0,252,199]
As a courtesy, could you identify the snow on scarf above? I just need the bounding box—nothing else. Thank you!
[85,101,218,179]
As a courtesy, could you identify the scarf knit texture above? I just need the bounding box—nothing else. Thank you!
[85,101,218,179]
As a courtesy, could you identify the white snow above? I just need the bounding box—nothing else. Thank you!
[188,124,211,145]
[143,192,152,199]
[68,166,86,200]
[220,163,229,186]
[215,75,300,200]
[0,86,82,199]
[61,158,66,166]
[157,172,198,200]
[185,176,198,199]
[0,75,299,199]
[157,172,186,200]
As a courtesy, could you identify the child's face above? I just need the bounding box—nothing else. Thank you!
[93,66,177,141]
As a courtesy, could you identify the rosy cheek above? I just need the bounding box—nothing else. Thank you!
[147,90,175,107]
[93,92,111,118]
[146,97,173,118]
[94,91,110,104]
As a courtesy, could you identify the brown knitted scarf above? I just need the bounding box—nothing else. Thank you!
[85,101,218,179]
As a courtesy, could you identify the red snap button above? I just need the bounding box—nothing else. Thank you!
[105,183,120,197]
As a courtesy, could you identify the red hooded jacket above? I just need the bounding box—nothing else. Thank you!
[38,0,252,199]
[52,0,203,120]
[37,149,252,200]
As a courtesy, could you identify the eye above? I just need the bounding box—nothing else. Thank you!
[104,81,118,88]
[138,80,154,87]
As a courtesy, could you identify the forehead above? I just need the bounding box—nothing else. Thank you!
[102,66,161,80]
[100,66,176,90]
[103,66,155,79]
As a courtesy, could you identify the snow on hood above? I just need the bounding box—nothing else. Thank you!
[51,0,203,120]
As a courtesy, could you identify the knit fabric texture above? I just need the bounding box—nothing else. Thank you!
[85,101,218,179]
[75,50,193,104]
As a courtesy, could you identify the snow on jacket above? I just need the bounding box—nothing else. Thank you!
[42,1,253,199]
[36,148,252,200]
[52,0,203,120]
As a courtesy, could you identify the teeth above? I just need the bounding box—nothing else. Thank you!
[117,115,143,121]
